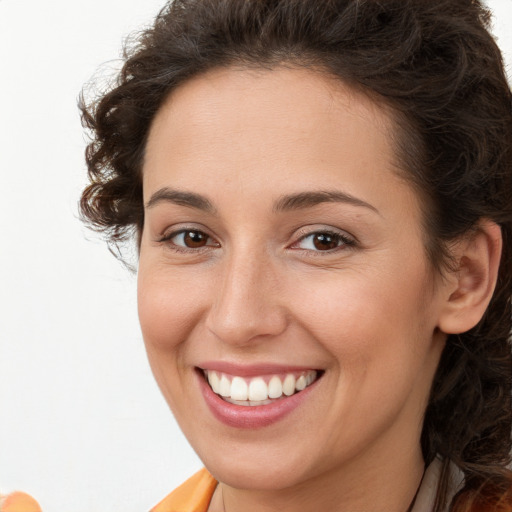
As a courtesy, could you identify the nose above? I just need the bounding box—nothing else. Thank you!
[205,249,288,346]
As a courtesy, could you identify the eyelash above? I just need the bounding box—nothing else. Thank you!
[158,227,356,254]
[290,229,356,255]
[158,228,219,253]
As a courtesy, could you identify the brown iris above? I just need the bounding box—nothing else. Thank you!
[312,233,340,251]
[183,230,209,248]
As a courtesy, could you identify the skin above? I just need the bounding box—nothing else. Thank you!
[138,67,455,512]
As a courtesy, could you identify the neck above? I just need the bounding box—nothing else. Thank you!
[210,447,425,512]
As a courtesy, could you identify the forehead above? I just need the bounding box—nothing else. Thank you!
[150,65,391,127]
[142,66,413,216]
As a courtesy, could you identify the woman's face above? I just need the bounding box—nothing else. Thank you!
[138,67,449,490]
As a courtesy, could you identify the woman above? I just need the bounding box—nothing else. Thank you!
[80,0,512,510]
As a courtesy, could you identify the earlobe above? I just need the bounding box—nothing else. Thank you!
[437,220,502,335]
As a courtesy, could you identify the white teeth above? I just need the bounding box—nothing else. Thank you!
[230,376,248,400]
[248,378,268,401]
[219,374,231,397]
[205,370,319,403]
[282,374,296,396]
[295,374,306,391]
[268,375,283,399]
[225,398,274,407]
[207,371,220,394]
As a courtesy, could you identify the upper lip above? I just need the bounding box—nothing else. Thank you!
[197,361,321,377]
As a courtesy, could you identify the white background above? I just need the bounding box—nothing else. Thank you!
[0,1,511,511]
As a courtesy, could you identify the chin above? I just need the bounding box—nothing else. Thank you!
[203,452,312,491]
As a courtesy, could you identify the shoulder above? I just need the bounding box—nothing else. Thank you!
[151,469,218,512]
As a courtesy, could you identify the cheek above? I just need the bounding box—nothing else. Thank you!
[136,264,213,415]
[137,263,209,354]
[290,260,436,373]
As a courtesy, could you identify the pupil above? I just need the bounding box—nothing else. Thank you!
[185,231,207,248]
[313,234,338,251]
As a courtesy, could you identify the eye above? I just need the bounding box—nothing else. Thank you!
[162,229,219,250]
[293,230,355,252]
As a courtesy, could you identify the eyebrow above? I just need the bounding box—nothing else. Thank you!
[145,187,379,216]
[145,187,216,213]
[273,190,379,214]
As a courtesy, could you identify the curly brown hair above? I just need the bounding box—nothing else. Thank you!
[79,1,512,510]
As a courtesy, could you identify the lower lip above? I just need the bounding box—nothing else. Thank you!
[197,370,319,429]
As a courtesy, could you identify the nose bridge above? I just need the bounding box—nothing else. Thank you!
[206,242,286,345]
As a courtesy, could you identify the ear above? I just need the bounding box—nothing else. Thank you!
[437,220,502,335]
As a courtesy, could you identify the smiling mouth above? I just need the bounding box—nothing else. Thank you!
[201,369,322,406]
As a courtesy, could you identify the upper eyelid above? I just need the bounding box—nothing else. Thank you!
[159,224,217,240]
[291,225,356,242]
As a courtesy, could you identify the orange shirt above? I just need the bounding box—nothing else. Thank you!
[151,469,218,512]
[0,471,216,512]
[0,492,42,512]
